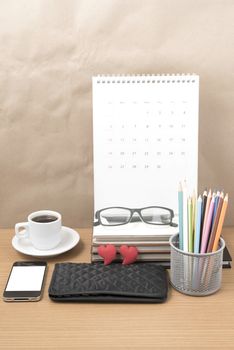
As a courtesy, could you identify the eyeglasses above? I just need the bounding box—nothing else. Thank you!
[94,206,178,227]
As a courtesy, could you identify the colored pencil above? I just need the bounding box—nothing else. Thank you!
[199,190,207,251]
[206,192,224,252]
[200,194,215,253]
[188,197,193,252]
[194,195,202,253]
[177,184,228,254]
[182,181,188,252]
[178,182,183,250]
[200,190,212,252]
[192,190,196,239]
[211,191,220,226]
[212,194,228,252]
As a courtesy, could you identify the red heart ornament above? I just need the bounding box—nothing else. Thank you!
[119,245,138,265]
[97,244,116,265]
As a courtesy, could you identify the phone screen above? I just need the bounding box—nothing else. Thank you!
[6,265,46,291]
[3,262,47,301]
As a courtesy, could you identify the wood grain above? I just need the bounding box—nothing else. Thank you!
[0,228,234,350]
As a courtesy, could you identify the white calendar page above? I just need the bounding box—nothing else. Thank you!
[92,75,199,217]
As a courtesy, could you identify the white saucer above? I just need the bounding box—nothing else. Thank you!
[12,226,80,258]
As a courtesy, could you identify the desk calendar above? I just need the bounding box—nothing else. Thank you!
[92,74,199,216]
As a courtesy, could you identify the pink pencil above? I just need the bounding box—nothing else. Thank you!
[200,194,215,253]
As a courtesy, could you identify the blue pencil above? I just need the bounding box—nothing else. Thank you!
[199,190,207,251]
[194,195,202,253]
[178,182,183,250]
[211,191,220,227]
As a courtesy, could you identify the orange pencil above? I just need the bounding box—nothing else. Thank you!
[212,194,228,252]
[206,192,224,252]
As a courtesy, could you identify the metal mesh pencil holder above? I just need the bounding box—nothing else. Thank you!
[169,233,225,296]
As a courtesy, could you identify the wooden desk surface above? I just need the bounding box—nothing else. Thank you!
[0,228,234,350]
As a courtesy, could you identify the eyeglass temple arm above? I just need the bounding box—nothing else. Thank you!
[170,222,178,227]
[93,221,100,226]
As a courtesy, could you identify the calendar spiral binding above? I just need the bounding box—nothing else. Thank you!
[94,74,199,84]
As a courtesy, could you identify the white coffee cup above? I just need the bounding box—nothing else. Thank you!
[15,210,62,250]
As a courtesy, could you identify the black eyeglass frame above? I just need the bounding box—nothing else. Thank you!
[94,206,177,227]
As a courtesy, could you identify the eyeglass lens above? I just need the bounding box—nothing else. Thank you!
[100,208,131,225]
[140,207,171,224]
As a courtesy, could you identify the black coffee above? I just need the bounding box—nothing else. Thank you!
[32,215,58,223]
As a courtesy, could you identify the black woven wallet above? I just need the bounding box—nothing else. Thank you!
[48,263,168,303]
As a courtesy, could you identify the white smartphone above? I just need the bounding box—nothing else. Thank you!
[3,261,47,302]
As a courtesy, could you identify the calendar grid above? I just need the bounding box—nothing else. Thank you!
[93,74,199,215]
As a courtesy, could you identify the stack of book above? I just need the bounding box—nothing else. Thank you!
[91,223,178,267]
[91,223,232,268]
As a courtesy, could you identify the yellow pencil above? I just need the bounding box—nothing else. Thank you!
[212,194,228,252]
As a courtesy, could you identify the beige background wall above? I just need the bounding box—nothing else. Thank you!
[0,0,233,228]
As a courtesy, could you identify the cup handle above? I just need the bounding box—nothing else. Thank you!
[15,222,29,239]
